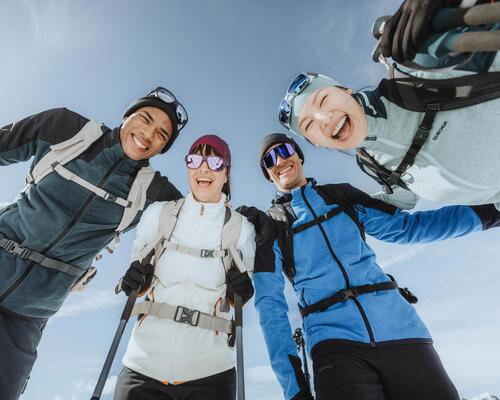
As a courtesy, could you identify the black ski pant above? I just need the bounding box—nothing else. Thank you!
[113,366,236,400]
[311,340,459,400]
[0,309,47,400]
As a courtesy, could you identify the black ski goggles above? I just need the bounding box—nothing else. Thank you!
[147,87,189,132]
[278,72,318,131]
[261,143,296,169]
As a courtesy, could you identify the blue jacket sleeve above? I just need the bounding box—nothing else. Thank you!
[341,184,499,244]
[254,239,306,400]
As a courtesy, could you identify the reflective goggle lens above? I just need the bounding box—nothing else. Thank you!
[148,87,189,131]
[262,143,296,169]
[288,73,310,95]
[185,154,225,171]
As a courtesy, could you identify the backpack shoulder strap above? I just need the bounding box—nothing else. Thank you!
[138,198,185,264]
[221,206,244,274]
[316,184,366,241]
[267,203,296,285]
[115,166,156,233]
[27,120,103,184]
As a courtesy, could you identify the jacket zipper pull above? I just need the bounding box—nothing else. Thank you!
[200,205,205,216]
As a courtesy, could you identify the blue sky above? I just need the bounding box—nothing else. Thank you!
[0,1,499,399]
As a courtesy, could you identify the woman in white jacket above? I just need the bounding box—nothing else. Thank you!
[113,135,256,400]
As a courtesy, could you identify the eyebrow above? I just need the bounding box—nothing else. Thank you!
[142,111,154,123]
[143,110,170,138]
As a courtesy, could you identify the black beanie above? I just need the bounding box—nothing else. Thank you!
[258,133,305,180]
[123,95,179,154]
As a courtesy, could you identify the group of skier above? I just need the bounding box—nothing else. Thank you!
[0,0,499,399]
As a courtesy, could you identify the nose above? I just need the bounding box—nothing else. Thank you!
[198,159,210,172]
[142,126,155,142]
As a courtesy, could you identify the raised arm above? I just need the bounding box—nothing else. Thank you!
[341,184,499,244]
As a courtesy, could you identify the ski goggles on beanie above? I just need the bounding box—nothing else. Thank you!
[279,72,342,136]
[261,143,296,169]
[185,154,226,171]
[146,87,189,132]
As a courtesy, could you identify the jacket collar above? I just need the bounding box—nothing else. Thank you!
[273,178,316,205]
[185,191,227,217]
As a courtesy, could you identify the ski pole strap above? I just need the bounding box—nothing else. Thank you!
[298,280,398,319]
[0,234,88,277]
[131,301,234,335]
[161,240,229,259]
[387,108,437,187]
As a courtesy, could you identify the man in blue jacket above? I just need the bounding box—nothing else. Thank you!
[254,133,500,400]
[0,87,187,400]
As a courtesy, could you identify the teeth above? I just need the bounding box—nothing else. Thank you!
[133,136,147,150]
[197,178,213,183]
[332,116,347,138]
[278,166,292,176]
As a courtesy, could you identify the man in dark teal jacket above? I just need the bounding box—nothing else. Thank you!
[0,87,187,400]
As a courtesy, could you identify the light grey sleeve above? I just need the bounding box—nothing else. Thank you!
[371,186,419,210]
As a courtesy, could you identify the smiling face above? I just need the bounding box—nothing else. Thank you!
[120,106,173,160]
[298,86,367,149]
[266,143,307,192]
[187,146,228,203]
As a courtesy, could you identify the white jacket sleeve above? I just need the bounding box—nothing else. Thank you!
[130,201,166,262]
[236,217,256,279]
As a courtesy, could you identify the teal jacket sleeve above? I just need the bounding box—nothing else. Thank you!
[0,108,86,166]
[253,239,309,400]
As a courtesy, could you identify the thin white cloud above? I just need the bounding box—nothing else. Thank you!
[246,365,276,383]
[103,375,118,396]
[53,290,122,320]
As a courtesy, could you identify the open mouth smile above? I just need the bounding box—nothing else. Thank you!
[330,115,351,142]
[132,134,150,151]
[196,177,214,187]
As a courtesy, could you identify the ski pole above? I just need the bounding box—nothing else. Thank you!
[293,328,313,398]
[228,243,247,400]
[371,2,500,62]
[90,289,138,400]
[234,293,245,400]
[90,249,154,400]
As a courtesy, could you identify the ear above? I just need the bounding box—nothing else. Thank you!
[346,88,353,95]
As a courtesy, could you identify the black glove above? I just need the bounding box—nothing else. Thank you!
[226,266,254,306]
[236,205,277,246]
[120,260,154,296]
[380,0,461,63]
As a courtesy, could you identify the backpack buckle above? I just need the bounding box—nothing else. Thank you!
[3,240,32,259]
[200,249,215,258]
[174,306,200,326]
[338,287,359,302]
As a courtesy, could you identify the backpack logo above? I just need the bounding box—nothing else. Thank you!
[433,121,448,141]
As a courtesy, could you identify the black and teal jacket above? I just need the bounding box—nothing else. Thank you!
[254,179,500,400]
[0,108,182,319]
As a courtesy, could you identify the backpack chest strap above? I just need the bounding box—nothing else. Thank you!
[131,301,233,334]
[51,162,132,208]
[162,240,229,259]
